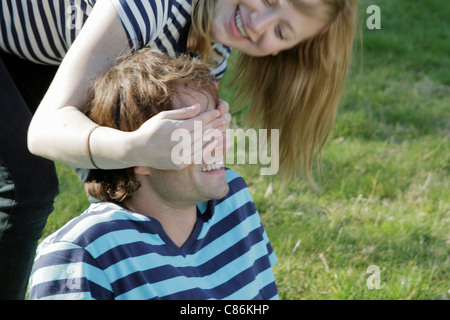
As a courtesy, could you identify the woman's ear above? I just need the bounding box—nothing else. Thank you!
[133,166,151,175]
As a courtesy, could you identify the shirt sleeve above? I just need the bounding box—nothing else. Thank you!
[262,228,278,267]
[111,0,169,50]
[211,43,232,80]
[28,241,113,300]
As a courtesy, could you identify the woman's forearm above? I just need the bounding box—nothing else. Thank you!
[28,106,133,169]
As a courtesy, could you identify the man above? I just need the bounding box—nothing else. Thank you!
[28,49,277,300]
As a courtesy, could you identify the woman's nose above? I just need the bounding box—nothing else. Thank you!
[248,10,278,36]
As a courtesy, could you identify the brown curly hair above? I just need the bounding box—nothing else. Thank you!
[83,49,218,204]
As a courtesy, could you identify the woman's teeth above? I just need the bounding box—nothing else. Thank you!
[201,163,224,172]
[235,7,248,38]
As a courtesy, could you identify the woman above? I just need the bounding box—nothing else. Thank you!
[0,0,356,299]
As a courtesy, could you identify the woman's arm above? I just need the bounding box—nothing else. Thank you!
[28,0,225,170]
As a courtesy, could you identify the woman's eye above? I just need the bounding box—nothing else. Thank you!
[276,25,285,40]
[263,0,284,39]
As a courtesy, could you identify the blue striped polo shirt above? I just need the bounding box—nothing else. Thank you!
[0,0,231,79]
[28,169,278,300]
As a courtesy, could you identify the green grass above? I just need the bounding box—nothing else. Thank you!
[41,0,449,300]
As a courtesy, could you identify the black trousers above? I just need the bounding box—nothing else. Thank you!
[0,51,59,300]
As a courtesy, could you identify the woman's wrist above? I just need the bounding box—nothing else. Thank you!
[88,126,138,169]
[87,125,101,169]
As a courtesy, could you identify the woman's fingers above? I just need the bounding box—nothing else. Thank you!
[217,99,229,115]
[182,109,224,132]
[157,104,202,120]
[158,98,231,131]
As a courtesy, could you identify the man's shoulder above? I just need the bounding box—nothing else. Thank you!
[225,168,249,190]
[217,168,255,210]
[39,202,147,248]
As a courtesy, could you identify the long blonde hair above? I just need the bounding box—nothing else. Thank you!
[190,0,357,183]
[188,0,217,63]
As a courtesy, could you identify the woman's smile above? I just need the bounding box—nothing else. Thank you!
[232,5,250,40]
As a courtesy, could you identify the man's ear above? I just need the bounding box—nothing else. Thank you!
[133,166,151,175]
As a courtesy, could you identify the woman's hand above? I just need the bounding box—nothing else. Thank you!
[217,98,231,130]
[127,103,230,170]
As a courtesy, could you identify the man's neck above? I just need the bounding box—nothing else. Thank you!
[123,188,197,249]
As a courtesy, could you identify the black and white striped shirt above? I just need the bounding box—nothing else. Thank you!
[0,0,231,79]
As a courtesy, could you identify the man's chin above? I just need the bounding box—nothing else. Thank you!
[211,184,230,200]
[199,183,230,203]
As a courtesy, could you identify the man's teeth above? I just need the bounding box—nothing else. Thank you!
[235,8,248,38]
[201,163,224,172]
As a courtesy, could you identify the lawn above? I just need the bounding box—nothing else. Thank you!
[41,0,449,300]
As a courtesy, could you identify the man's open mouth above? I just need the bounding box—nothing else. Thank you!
[201,163,224,172]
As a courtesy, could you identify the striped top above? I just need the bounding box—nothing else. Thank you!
[28,169,278,300]
[0,0,231,79]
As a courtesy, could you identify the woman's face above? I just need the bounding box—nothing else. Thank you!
[211,0,326,56]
